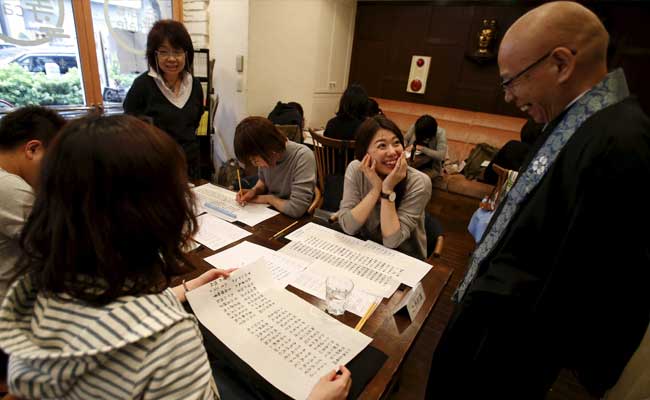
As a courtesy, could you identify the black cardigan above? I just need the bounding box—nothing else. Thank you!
[123,72,204,145]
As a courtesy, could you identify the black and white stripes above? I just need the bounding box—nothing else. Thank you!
[0,274,219,399]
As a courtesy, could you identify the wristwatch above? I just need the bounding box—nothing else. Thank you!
[380,190,396,202]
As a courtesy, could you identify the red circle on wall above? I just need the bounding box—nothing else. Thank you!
[410,79,422,92]
[416,58,425,67]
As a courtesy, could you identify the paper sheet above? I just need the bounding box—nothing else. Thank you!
[282,223,431,290]
[291,265,380,317]
[192,184,279,226]
[204,241,306,288]
[187,260,371,400]
[193,214,251,250]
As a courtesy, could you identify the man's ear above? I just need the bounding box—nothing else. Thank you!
[552,47,576,84]
[23,139,44,161]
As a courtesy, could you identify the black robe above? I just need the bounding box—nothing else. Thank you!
[427,97,650,398]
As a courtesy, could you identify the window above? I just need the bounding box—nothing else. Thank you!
[0,0,181,109]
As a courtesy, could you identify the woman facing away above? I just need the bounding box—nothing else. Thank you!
[323,84,369,141]
[337,115,432,259]
[123,19,204,179]
[234,116,316,218]
[0,115,350,399]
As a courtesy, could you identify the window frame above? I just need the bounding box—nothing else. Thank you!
[72,0,183,107]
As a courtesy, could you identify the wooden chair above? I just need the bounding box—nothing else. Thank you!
[425,212,445,258]
[307,186,322,215]
[308,129,355,211]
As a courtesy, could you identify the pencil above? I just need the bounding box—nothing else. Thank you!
[354,302,378,331]
[236,168,243,198]
[270,220,299,240]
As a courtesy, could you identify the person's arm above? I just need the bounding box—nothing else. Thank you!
[0,178,34,239]
[236,178,267,205]
[404,125,416,148]
[307,366,352,400]
[379,153,407,239]
[141,319,218,400]
[123,76,146,115]
[417,127,447,162]
[382,165,432,249]
[171,268,236,303]
[338,157,382,235]
[274,147,316,218]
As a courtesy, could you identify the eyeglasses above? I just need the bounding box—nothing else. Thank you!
[500,48,577,91]
[156,50,186,59]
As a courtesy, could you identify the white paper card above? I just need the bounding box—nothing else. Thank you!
[392,282,426,321]
[283,222,432,288]
[194,214,251,250]
[187,260,371,400]
[192,183,279,226]
[204,241,306,288]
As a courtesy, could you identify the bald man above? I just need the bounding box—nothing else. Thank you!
[427,2,650,398]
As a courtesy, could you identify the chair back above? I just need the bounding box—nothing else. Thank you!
[308,129,355,194]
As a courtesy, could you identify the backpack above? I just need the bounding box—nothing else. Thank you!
[462,143,499,180]
[268,102,303,129]
[217,158,244,190]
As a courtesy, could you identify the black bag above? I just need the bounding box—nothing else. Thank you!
[268,102,303,128]
[217,159,244,190]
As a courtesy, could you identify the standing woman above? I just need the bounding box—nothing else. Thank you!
[337,115,432,259]
[124,19,204,179]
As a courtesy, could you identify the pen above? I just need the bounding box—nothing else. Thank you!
[204,202,237,219]
[236,168,243,198]
[354,302,378,331]
[270,220,299,240]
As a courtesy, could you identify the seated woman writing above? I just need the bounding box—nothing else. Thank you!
[0,115,350,400]
[234,116,316,218]
[403,114,447,180]
[337,115,432,259]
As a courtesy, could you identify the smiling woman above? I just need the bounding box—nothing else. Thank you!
[123,19,204,180]
[337,115,432,259]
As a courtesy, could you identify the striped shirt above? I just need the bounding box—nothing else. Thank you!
[0,273,219,399]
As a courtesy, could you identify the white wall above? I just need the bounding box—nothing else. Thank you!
[209,0,249,166]
[247,0,356,128]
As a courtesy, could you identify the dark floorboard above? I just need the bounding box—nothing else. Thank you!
[385,190,597,400]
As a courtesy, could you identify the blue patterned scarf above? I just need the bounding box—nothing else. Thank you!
[454,69,630,302]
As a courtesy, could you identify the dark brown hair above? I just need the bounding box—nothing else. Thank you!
[354,115,405,161]
[0,106,65,150]
[354,115,407,204]
[19,115,197,304]
[234,116,287,166]
[146,19,194,74]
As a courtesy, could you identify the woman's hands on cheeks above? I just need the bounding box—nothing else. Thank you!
[172,268,237,303]
[307,366,352,400]
[382,152,407,193]
[359,154,383,194]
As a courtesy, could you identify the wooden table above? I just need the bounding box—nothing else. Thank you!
[179,209,453,400]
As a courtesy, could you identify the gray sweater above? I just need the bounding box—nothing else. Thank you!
[259,141,316,218]
[338,160,432,259]
[0,168,33,303]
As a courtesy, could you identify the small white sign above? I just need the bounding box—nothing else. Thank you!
[480,160,490,168]
[393,282,426,321]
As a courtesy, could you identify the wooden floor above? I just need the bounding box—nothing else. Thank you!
[386,190,598,400]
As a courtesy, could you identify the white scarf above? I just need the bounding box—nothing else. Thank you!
[148,68,193,109]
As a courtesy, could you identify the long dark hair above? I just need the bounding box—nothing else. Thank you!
[336,84,369,120]
[19,115,198,304]
[354,115,407,205]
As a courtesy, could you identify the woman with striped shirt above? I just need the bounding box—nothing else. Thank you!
[0,115,351,399]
